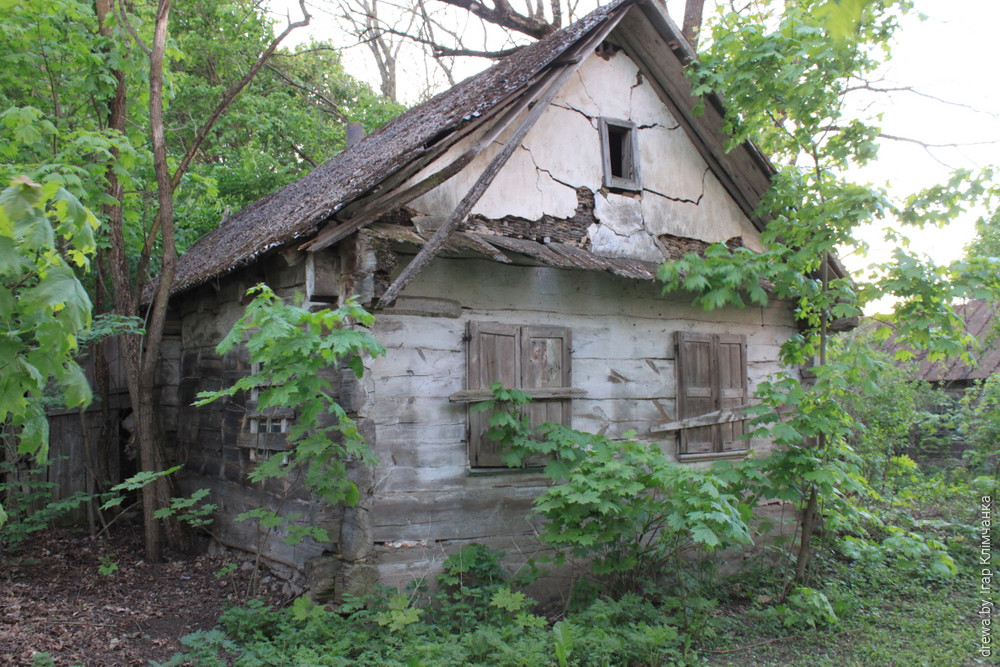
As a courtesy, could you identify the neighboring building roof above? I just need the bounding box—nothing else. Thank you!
[166,0,783,298]
[880,299,1000,383]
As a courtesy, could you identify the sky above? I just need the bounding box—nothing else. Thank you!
[844,0,1000,272]
[267,0,1000,274]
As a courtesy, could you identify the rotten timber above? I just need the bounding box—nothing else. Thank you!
[375,13,627,308]
[650,405,749,433]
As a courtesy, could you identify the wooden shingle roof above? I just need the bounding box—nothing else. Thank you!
[164,0,797,298]
[167,0,635,296]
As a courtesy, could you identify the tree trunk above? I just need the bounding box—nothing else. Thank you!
[96,0,311,561]
[682,0,706,48]
[786,253,831,595]
[136,0,177,565]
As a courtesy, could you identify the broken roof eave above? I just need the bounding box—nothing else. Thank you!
[362,224,660,282]
[160,0,816,303]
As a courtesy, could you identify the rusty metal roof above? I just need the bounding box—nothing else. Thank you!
[880,299,1000,382]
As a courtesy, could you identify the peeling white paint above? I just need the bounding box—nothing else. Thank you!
[590,192,664,262]
[638,124,707,202]
[588,223,665,263]
[595,192,644,235]
[406,48,764,260]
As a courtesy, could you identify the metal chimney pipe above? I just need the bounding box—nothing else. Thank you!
[345,122,365,149]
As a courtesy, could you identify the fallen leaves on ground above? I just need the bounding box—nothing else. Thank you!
[1,524,286,666]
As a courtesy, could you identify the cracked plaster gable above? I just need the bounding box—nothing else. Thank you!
[407,45,763,259]
[405,103,586,221]
[637,123,705,203]
[553,50,639,121]
[641,169,746,242]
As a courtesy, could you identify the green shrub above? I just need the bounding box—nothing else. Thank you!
[475,383,752,599]
[0,459,89,549]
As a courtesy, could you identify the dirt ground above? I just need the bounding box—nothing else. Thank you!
[1,524,286,666]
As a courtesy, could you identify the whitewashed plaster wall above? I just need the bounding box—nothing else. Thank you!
[406,49,764,262]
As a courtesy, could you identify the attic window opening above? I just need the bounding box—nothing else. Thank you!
[600,118,640,191]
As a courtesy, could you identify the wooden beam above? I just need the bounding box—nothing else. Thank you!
[651,405,749,433]
[303,69,567,254]
[376,13,625,309]
[448,387,587,403]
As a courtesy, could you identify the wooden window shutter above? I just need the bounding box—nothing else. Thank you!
[468,322,520,467]
[717,334,748,452]
[467,322,572,468]
[521,326,571,430]
[676,332,748,456]
[521,326,570,467]
[677,332,717,455]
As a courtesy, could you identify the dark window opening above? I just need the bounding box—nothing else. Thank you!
[600,118,640,191]
[608,124,631,179]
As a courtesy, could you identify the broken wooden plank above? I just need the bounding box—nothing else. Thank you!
[651,405,750,433]
[448,387,587,403]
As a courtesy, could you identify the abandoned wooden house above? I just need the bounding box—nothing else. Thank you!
[148,0,819,596]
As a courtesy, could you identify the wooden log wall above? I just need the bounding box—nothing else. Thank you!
[169,252,354,591]
[367,255,797,590]
[38,338,131,526]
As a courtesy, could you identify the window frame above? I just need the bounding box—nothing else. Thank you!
[675,331,749,461]
[457,321,579,469]
[239,361,295,458]
[599,117,641,191]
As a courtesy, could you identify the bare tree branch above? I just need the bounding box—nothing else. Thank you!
[375,25,522,58]
[437,0,557,39]
[871,132,999,149]
[113,0,151,56]
[135,0,312,275]
[264,62,349,122]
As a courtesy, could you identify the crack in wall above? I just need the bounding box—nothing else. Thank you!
[519,144,579,192]
[576,70,603,115]
[628,71,643,118]
[552,102,599,126]
[642,167,710,206]
[637,122,680,130]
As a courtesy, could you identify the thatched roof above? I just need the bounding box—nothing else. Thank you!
[879,299,1000,383]
[168,0,637,297]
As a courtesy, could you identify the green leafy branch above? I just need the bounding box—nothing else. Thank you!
[0,176,98,515]
[195,284,385,507]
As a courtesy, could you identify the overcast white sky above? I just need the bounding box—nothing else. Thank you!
[269,0,1000,273]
